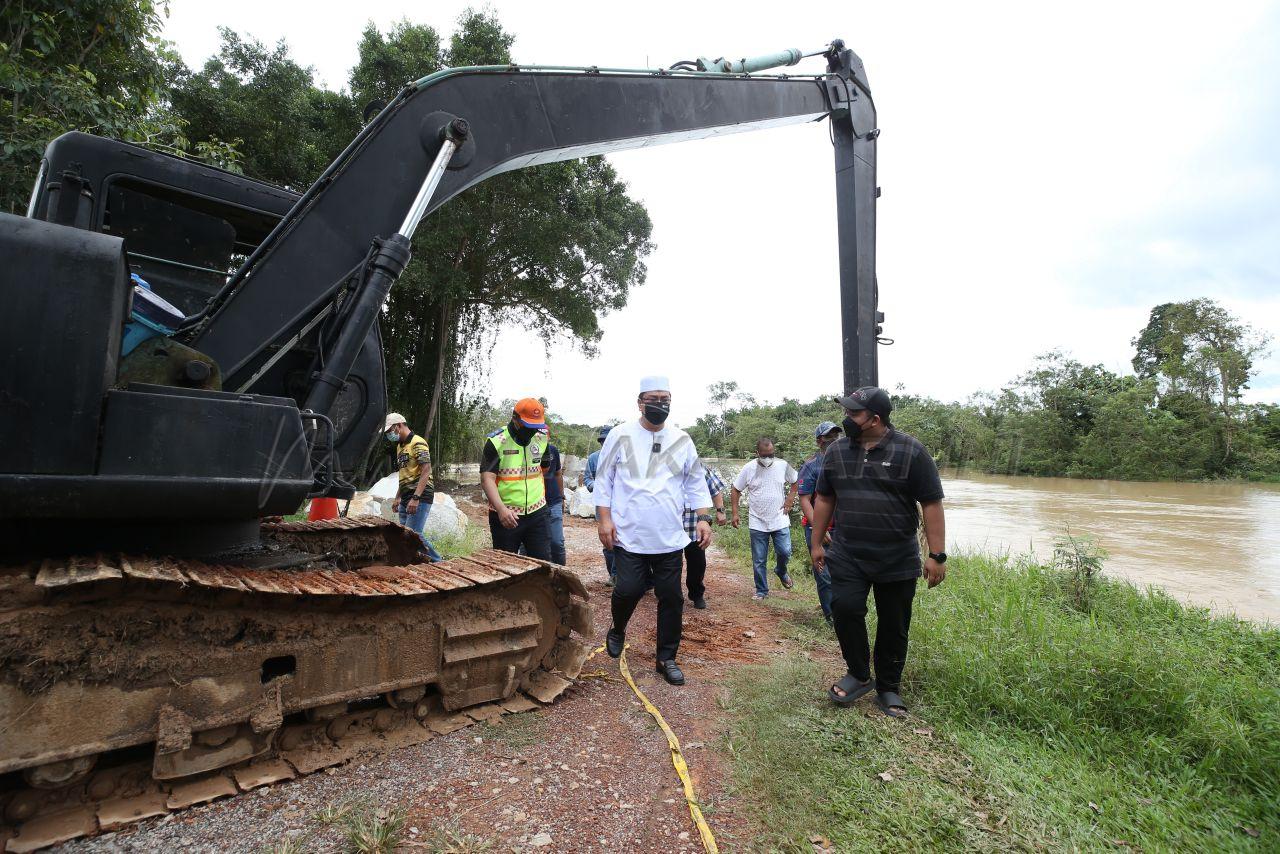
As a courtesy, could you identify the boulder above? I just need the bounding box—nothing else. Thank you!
[343,476,469,540]
[568,485,596,518]
[421,492,467,540]
[346,492,383,517]
[369,473,399,501]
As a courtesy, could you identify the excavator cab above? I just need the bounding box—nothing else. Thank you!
[28,132,297,317]
[1,133,316,554]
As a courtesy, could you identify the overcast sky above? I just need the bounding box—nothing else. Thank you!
[163,0,1280,428]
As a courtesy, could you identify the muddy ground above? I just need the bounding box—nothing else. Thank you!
[54,506,820,853]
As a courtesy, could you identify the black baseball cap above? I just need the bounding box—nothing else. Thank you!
[835,386,892,424]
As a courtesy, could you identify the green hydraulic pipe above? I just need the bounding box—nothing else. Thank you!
[696,48,804,74]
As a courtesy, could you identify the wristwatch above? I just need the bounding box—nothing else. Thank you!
[696,514,714,524]
[928,551,947,564]
[411,494,422,501]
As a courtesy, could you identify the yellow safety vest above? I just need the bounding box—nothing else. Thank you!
[487,427,547,514]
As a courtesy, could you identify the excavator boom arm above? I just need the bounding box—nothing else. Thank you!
[191,48,879,399]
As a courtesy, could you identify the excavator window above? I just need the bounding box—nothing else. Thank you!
[102,177,280,317]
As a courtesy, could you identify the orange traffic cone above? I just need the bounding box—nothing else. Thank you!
[307,497,340,521]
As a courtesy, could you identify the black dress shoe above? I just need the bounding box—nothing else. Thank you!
[606,629,624,658]
[691,596,707,609]
[655,660,685,685]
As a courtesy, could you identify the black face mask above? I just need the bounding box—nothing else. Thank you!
[843,415,867,440]
[511,421,537,445]
[643,402,670,425]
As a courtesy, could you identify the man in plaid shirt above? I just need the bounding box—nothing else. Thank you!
[683,466,728,609]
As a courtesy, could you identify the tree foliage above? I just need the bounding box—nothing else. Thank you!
[693,301,1278,482]
[1,0,173,212]
[170,29,359,189]
[687,392,842,463]
[1132,299,1272,461]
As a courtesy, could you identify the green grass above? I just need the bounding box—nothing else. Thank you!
[712,530,1280,851]
[341,802,407,853]
[409,820,497,853]
[431,521,488,560]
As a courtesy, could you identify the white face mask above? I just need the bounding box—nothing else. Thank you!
[757,455,774,467]
[385,429,399,442]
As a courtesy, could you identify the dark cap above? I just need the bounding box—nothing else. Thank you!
[814,421,841,439]
[597,425,611,442]
[835,386,892,423]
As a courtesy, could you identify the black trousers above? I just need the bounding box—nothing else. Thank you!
[611,546,684,663]
[489,506,550,561]
[683,540,706,600]
[828,553,918,693]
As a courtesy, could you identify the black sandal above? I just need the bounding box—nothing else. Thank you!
[828,673,873,707]
[874,691,908,718]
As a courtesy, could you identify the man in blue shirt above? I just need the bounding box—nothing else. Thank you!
[542,441,566,565]
[798,421,841,624]
[583,425,614,585]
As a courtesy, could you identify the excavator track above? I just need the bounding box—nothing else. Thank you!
[0,517,593,852]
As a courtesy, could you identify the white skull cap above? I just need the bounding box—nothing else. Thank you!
[383,412,406,431]
[639,375,671,394]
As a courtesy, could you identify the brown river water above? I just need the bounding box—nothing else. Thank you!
[942,471,1280,624]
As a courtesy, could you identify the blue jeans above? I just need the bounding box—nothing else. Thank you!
[547,502,566,565]
[804,526,834,619]
[398,500,443,562]
[749,527,792,595]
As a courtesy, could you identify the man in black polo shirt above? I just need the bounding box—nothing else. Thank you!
[809,387,947,718]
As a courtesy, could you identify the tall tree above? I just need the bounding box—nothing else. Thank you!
[0,0,175,212]
[169,29,360,190]
[1132,299,1271,461]
[356,10,653,466]
[1132,302,1180,382]
[349,19,443,107]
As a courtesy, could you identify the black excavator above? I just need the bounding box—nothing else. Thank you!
[0,41,879,849]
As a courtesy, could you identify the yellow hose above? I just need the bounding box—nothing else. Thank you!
[615,648,720,854]
[581,643,719,851]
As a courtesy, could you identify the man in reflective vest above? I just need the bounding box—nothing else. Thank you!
[480,397,552,559]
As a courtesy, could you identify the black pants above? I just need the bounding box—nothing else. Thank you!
[611,546,684,663]
[489,506,550,561]
[683,540,706,600]
[828,553,917,693]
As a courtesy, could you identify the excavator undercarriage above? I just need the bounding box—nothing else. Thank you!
[0,518,592,851]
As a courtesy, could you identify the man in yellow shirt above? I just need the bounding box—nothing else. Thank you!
[385,413,442,562]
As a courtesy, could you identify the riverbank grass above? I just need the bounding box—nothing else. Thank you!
[713,525,1280,850]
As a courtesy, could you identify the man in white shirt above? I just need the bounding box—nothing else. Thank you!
[596,376,713,686]
[731,437,798,600]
